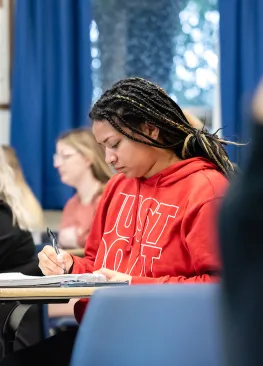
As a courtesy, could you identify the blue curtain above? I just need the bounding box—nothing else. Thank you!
[11,0,93,209]
[219,0,263,164]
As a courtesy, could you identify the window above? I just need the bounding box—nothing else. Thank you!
[90,0,218,122]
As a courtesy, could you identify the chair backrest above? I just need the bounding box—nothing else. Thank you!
[71,284,225,366]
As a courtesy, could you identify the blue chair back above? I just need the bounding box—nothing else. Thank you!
[71,284,225,366]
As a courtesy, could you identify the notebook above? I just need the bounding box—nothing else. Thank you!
[0,272,109,287]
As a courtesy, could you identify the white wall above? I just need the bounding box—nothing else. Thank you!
[0,110,10,144]
[0,0,11,105]
[0,0,11,145]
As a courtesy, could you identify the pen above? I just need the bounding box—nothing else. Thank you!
[47,227,67,274]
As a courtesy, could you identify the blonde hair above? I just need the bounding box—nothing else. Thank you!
[0,147,33,231]
[2,146,44,231]
[57,128,113,186]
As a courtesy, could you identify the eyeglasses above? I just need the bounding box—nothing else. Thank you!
[53,152,77,164]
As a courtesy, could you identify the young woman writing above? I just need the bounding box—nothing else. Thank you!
[1,77,235,365]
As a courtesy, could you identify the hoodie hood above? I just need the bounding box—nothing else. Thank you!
[139,157,219,188]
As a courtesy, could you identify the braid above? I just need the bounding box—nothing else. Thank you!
[90,77,236,179]
[104,109,183,150]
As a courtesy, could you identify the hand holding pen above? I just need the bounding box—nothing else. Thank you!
[37,228,74,276]
[47,228,67,274]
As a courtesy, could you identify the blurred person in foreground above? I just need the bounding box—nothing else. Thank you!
[219,80,263,366]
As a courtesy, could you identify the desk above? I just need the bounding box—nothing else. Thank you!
[0,286,100,359]
[0,286,98,301]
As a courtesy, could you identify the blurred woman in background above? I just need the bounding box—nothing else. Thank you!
[0,147,43,353]
[48,129,112,331]
[2,146,44,233]
[0,147,41,274]
[54,128,113,249]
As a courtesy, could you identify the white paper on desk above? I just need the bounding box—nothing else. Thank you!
[0,272,107,287]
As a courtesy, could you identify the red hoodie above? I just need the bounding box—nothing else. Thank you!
[72,157,228,322]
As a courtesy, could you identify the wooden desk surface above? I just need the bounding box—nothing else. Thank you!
[0,286,99,301]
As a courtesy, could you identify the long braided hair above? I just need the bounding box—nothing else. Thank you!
[89,77,236,179]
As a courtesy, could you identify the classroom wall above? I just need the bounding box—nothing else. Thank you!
[0,0,11,145]
[0,110,10,145]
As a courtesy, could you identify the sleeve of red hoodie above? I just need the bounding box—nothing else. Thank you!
[131,197,221,284]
